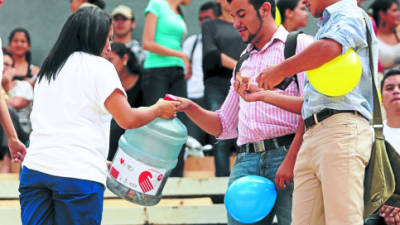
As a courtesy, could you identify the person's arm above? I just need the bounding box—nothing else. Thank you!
[275,120,304,189]
[6,97,30,110]
[235,81,303,114]
[256,39,342,90]
[142,12,191,78]
[105,89,179,130]
[176,97,222,137]
[0,93,26,162]
[221,53,237,70]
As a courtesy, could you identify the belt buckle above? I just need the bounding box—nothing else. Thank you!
[253,141,265,152]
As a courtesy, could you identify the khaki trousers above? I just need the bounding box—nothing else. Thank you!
[292,113,373,225]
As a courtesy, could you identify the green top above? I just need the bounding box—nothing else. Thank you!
[144,0,186,69]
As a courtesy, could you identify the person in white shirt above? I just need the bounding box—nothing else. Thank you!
[380,70,400,225]
[181,1,218,145]
[18,7,178,225]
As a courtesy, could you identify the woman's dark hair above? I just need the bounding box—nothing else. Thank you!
[88,0,106,9]
[111,42,141,75]
[8,28,32,65]
[277,0,299,23]
[37,6,111,82]
[370,0,399,26]
[178,6,185,18]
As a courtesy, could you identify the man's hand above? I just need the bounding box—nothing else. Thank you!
[275,155,295,190]
[256,65,286,90]
[176,97,193,112]
[8,137,26,162]
[380,205,400,225]
[234,80,268,102]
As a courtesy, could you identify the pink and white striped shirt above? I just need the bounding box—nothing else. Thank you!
[216,26,313,146]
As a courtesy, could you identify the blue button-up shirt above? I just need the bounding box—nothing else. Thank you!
[302,0,378,121]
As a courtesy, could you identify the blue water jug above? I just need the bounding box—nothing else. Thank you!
[106,116,187,206]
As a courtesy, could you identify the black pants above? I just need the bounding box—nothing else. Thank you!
[141,66,188,177]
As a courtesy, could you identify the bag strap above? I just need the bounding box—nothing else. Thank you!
[283,31,302,90]
[234,49,252,75]
[363,16,384,140]
[189,34,200,63]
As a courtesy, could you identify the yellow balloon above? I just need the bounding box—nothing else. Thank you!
[275,6,281,27]
[306,49,362,97]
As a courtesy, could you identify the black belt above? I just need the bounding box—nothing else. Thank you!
[304,108,366,129]
[238,133,295,153]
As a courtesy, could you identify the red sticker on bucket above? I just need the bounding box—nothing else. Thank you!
[110,167,120,179]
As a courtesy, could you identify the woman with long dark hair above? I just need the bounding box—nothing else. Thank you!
[106,42,144,161]
[370,0,400,72]
[7,28,40,82]
[18,7,178,225]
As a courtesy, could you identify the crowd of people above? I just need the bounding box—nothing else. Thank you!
[0,0,399,224]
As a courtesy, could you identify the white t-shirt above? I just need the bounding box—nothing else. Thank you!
[377,39,400,70]
[23,52,125,185]
[0,38,3,81]
[182,34,204,99]
[384,121,400,154]
[8,80,34,134]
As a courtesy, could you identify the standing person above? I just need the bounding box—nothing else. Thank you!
[0,48,29,173]
[18,7,178,225]
[142,0,192,177]
[111,5,146,65]
[182,1,219,145]
[69,0,105,12]
[177,0,313,224]
[7,28,40,83]
[365,69,400,225]
[201,0,247,177]
[2,48,33,139]
[370,0,400,72]
[256,0,378,223]
[0,0,26,170]
[107,42,144,161]
[277,0,308,32]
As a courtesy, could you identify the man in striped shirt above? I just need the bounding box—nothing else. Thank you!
[177,0,312,224]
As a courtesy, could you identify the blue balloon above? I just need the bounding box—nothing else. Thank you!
[224,175,277,224]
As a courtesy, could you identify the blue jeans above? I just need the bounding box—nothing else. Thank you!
[19,167,105,225]
[364,213,386,225]
[228,146,293,225]
[205,77,236,177]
